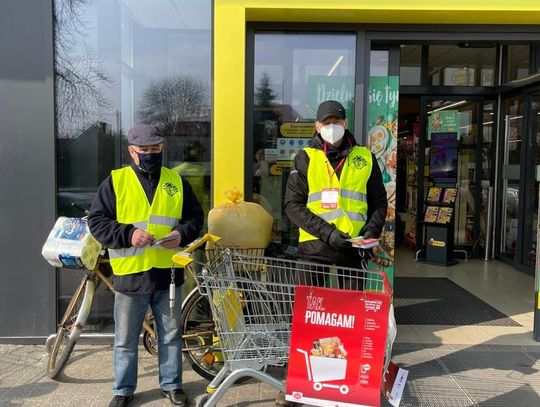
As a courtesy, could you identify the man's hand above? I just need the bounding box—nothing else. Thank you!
[159,230,182,249]
[131,229,154,248]
[328,229,352,251]
[362,230,374,239]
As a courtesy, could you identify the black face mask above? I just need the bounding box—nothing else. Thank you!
[137,151,162,173]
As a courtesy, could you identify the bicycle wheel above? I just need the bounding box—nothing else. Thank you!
[181,290,223,381]
[47,275,92,379]
[142,312,158,356]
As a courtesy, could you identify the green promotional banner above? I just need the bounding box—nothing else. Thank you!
[428,110,460,140]
[367,76,399,287]
[307,75,355,130]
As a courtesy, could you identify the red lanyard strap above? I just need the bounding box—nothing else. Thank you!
[323,142,345,182]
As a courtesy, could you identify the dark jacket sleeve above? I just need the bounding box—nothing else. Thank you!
[362,153,388,237]
[284,150,337,243]
[173,178,204,246]
[87,176,135,249]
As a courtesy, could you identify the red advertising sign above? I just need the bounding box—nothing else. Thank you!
[286,285,390,407]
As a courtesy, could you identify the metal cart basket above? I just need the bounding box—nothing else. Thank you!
[194,249,392,407]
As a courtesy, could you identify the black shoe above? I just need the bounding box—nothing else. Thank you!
[161,389,188,406]
[275,391,296,407]
[108,395,134,407]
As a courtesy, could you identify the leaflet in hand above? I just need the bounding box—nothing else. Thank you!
[151,235,178,247]
[348,236,380,249]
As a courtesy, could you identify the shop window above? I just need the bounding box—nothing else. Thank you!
[53,0,211,330]
[506,45,530,82]
[371,50,389,76]
[399,45,422,86]
[428,45,496,86]
[253,33,356,245]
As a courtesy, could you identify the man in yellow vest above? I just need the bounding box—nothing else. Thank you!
[277,100,387,407]
[285,99,388,280]
[88,124,203,407]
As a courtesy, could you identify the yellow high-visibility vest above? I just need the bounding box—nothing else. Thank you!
[109,166,183,275]
[299,146,372,243]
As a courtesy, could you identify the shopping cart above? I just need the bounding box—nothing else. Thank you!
[175,249,391,407]
[297,348,349,395]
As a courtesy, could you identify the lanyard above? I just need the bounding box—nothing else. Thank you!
[323,142,346,183]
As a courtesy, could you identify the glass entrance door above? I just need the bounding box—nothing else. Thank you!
[499,92,540,272]
[250,33,357,245]
[501,96,524,261]
[420,98,485,252]
[522,97,540,267]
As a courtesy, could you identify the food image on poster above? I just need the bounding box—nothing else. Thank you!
[431,112,442,131]
[424,206,440,223]
[427,187,442,202]
[310,337,348,359]
[369,125,389,158]
[436,207,453,224]
[442,187,458,204]
[367,75,398,286]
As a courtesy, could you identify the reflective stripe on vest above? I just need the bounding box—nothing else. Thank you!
[299,146,372,243]
[109,166,183,275]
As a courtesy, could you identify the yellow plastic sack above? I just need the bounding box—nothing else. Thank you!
[208,188,273,249]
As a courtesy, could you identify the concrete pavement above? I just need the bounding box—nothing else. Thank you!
[1,342,540,406]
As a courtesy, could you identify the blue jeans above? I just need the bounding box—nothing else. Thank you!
[113,287,183,396]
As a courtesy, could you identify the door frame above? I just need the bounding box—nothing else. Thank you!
[416,95,486,256]
[497,83,540,273]
[244,26,372,200]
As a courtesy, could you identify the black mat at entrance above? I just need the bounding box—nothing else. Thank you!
[393,277,521,326]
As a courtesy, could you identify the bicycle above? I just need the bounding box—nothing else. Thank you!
[45,227,221,380]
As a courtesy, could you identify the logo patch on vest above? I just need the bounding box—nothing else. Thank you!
[163,182,178,197]
[352,155,368,170]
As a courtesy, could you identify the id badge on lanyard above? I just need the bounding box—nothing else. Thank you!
[321,143,345,210]
[321,187,339,209]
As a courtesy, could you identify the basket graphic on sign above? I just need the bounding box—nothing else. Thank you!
[297,348,349,395]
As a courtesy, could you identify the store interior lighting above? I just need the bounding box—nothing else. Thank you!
[327,56,344,76]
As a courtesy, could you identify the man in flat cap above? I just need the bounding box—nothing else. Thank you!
[278,101,387,406]
[88,124,203,407]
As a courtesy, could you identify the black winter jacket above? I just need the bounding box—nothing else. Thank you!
[284,131,387,265]
[88,163,204,294]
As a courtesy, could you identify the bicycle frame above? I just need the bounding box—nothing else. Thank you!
[45,261,156,354]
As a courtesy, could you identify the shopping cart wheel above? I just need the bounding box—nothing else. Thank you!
[181,290,223,381]
[195,393,210,407]
[313,382,323,391]
[339,385,349,395]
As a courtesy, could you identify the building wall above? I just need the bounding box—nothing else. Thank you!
[0,1,56,338]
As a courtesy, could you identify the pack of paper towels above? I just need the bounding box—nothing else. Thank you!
[42,217,102,270]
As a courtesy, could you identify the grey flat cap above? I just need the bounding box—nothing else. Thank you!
[127,124,164,146]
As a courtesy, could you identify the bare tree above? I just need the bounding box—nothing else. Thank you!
[54,0,111,138]
[139,74,207,134]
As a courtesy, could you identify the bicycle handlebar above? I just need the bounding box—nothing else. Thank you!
[71,202,90,216]
[172,233,221,267]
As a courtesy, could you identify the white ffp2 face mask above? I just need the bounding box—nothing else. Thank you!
[320,124,345,145]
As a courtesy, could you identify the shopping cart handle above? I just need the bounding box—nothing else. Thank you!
[172,233,221,267]
[381,272,392,296]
